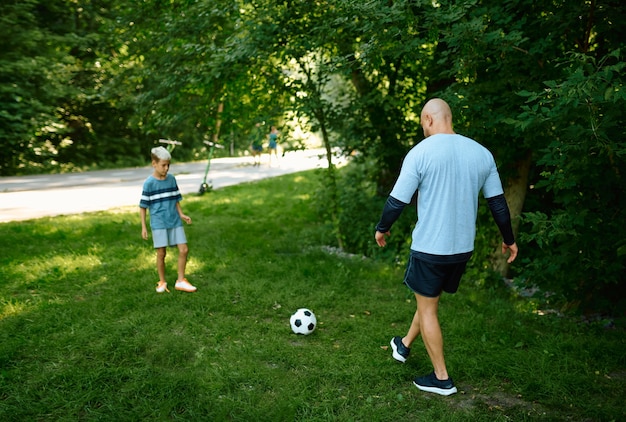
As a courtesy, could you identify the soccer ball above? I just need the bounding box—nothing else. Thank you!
[290,308,317,335]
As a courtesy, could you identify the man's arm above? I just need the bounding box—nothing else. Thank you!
[375,196,408,247]
[486,194,518,263]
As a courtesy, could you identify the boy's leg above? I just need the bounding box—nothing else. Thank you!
[156,247,167,282]
[175,243,196,292]
[176,243,189,281]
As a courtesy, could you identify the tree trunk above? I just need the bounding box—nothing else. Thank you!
[213,102,224,144]
[319,114,344,250]
[491,151,532,277]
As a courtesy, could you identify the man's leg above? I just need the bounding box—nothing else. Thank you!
[391,301,421,362]
[403,307,421,348]
[416,293,449,381]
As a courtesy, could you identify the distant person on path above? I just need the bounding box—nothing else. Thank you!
[374,98,518,396]
[250,122,264,166]
[267,126,280,166]
[140,146,197,293]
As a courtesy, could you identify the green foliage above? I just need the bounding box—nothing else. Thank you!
[0,172,625,420]
[514,50,626,314]
[314,160,414,261]
[0,0,147,175]
[0,0,68,175]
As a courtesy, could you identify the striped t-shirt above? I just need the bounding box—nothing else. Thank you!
[139,174,183,230]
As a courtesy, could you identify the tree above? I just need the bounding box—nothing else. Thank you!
[0,0,75,174]
[110,0,294,162]
[0,0,144,174]
[433,0,626,311]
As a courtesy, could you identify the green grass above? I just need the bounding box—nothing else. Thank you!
[0,171,624,421]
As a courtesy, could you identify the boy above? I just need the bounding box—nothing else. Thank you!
[140,146,197,293]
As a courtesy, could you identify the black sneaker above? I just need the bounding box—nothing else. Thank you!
[390,336,410,363]
[413,371,458,396]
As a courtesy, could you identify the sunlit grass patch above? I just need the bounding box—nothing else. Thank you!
[12,253,103,288]
[0,298,31,320]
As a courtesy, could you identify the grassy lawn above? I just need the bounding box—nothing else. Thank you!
[0,170,624,421]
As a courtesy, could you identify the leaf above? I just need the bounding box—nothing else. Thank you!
[517,90,534,97]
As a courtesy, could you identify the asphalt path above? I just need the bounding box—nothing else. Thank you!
[0,148,333,223]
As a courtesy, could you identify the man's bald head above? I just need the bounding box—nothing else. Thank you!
[422,98,452,120]
[420,98,454,137]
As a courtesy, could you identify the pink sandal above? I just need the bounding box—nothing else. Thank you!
[175,278,197,292]
[156,281,170,293]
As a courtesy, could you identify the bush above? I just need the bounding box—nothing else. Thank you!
[516,51,626,315]
[314,159,413,262]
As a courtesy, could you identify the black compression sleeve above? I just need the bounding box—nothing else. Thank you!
[486,194,515,245]
[375,196,408,233]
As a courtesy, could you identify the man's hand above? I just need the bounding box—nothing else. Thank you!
[375,230,390,247]
[502,242,518,263]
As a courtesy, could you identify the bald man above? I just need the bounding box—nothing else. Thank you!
[375,98,518,395]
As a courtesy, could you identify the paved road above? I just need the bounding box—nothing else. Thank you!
[0,149,333,223]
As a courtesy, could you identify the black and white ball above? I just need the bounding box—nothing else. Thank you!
[290,308,317,335]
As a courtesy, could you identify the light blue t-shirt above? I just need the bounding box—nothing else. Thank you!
[139,174,183,230]
[390,133,504,255]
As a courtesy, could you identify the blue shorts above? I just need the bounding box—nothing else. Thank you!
[403,252,469,298]
[152,226,187,248]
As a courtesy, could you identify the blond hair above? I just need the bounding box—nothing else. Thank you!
[151,146,171,161]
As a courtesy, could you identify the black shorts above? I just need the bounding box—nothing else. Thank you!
[403,252,470,298]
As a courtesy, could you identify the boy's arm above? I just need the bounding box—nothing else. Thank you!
[140,207,149,239]
[176,202,192,224]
